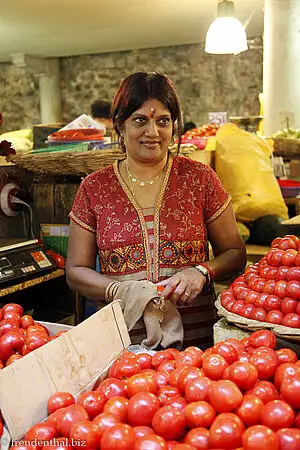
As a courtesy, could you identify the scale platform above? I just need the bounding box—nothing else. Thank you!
[0,238,56,288]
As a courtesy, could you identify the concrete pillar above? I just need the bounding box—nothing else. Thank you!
[263,0,300,135]
[39,58,62,124]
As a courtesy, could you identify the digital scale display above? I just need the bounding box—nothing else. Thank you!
[0,238,56,287]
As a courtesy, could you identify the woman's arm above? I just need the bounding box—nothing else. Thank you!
[66,220,114,300]
[206,202,247,280]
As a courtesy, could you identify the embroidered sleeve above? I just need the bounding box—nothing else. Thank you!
[69,180,96,233]
[204,166,231,223]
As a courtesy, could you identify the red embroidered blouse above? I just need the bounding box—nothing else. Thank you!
[69,155,230,283]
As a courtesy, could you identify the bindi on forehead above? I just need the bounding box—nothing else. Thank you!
[150,107,156,118]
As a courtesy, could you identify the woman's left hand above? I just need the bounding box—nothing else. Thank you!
[155,268,207,306]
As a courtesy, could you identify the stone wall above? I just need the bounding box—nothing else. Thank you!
[0,65,40,132]
[1,41,262,132]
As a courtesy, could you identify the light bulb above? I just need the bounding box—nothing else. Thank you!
[205,12,248,55]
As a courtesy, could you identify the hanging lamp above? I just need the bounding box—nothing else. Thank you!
[205,0,248,55]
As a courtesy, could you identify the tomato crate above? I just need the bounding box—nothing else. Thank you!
[0,301,130,446]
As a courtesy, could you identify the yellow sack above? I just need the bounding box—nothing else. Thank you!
[215,124,288,223]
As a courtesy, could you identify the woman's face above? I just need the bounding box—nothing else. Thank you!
[122,99,173,164]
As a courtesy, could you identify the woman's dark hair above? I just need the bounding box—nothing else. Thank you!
[111,71,183,153]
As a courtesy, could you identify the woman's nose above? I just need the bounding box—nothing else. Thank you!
[145,119,159,136]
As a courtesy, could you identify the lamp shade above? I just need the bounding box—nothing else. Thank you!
[205,16,248,55]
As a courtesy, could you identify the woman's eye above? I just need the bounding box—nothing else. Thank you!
[134,117,146,124]
[158,118,171,126]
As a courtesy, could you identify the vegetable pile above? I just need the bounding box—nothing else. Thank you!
[221,235,300,328]
[183,124,219,139]
[5,330,300,449]
[0,303,66,369]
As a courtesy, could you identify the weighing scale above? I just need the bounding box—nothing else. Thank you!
[0,238,56,288]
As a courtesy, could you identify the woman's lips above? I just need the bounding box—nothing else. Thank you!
[141,141,160,148]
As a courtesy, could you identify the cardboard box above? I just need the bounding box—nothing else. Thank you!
[289,160,300,178]
[0,301,130,442]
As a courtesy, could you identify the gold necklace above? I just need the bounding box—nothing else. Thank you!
[126,160,164,187]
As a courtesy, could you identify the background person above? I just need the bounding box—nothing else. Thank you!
[67,71,246,349]
[90,100,113,129]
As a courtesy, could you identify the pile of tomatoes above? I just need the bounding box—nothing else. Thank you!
[0,303,66,369]
[221,235,300,328]
[183,124,219,139]
[6,330,300,450]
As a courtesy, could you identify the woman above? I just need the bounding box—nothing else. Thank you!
[67,71,246,349]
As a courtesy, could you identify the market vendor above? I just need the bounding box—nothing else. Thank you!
[90,100,113,130]
[67,71,246,349]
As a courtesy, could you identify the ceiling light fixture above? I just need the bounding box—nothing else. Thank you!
[205,0,248,55]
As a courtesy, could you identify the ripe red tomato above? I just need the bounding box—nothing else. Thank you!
[96,377,128,399]
[135,353,152,370]
[169,367,187,388]
[101,423,135,450]
[274,362,300,389]
[245,290,259,304]
[282,249,298,266]
[265,294,281,311]
[228,361,258,390]
[213,342,239,365]
[273,280,287,299]
[266,310,283,324]
[25,422,58,441]
[242,425,279,450]
[77,390,106,419]
[224,338,245,356]
[47,392,75,414]
[115,357,141,379]
[19,315,35,329]
[133,426,154,439]
[152,406,186,441]
[286,280,300,300]
[184,401,216,428]
[69,420,101,448]
[202,354,228,381]
[157,360,176,375]
[0,319,19,337]
[41,437,69,450]
[135,433,167,449]
[250,348,279,380]
[177,367,202,393]
[104,396,129,422]
[184,376,211,403]
[2,303,23,316]
[255,293,269,308]
[282,313,300,328]
[249,330,277,349]
[275,348,298,364]
[235,394,264,426]
[208,380,243,413]
[127,392,160,427]
[0,330,25,361]
[183,427,209,449]
[286,266,300,281]
[153,371,169,389]
[276,428,300,450]
[127,372,157,397]
[152,351,174,370]
[158,386,180,406]
[6,353,23,365]
[165,396,187,411]
[275,266,290,281]
[3,310,21,321]
[56,404,89,437]
[92,412,120,437]
[267,249,284,267]
[209,413,245,449]
[175,351,199,368]
[263,280,276,294]
[280,372,300,409]
[281,297,297,315]
[245,380,280,403]
[261,399,295,431]
[250,307,268,322]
